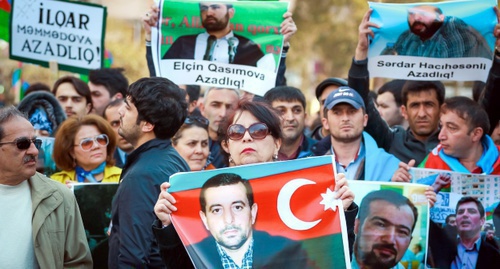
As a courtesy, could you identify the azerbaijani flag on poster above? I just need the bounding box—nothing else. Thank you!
[0,0,11,41]
[169,156,351,268]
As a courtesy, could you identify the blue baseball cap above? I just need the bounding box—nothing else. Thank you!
[324,86,365,110]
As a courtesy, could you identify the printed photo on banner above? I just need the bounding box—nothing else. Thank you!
[349,181,430,269]
[367,0,497,82]
[153,0,288,96]
[9,0,106,74]
[167,156,351,268]
[72,183,119,267]
[410,168,500,268]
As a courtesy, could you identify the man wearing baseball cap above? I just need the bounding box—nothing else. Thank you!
[310,77,348,140]
[317,86,400,181]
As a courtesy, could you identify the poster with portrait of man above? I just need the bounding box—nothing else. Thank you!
[168,156,351,268]
[349,181,430,269]
[367,0,497,82]
[152,0,288,96]
[410,168,500,268]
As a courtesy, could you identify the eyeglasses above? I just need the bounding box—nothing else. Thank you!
[227,123,270,140]
[0,137,42,150]
[185,116,209,128]
[75,134,109,151]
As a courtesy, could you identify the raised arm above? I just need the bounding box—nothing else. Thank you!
[348,10,395,151]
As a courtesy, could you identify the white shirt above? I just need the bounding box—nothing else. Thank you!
[0,180,39,268]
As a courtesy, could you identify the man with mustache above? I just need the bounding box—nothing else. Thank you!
[264,86,317,160]
[315,86,400,181]
[419,96,500,175]
[163,2,272,68]
[381,5,491,58]
[352,190,418,269]
[0,106,92,268]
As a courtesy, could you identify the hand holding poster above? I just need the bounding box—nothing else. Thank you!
[168,156,351,268]
[411,168,500,268]
[9,0,106,74]
[152,0,288,96]
[367,0,497,82]
[349,181,430,269]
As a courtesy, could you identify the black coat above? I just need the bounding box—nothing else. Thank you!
[429,220,500,269]
[162,33,264,67]
[108,139,189,268]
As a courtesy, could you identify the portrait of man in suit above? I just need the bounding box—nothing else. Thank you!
[187,173,311,268]
[162,2,275,69]
[429,196,500,269]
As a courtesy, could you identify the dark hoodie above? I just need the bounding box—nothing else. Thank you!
[17,91,66,136]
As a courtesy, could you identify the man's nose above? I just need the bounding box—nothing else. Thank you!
[381,226,397,243]
[223,210,234,224]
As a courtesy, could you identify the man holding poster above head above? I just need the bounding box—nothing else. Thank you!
[352,189,418,269]
[189,173,312,268]
[381,5,492,59]
[163,1,274,69]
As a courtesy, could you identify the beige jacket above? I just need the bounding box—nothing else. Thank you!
[29,172,92,268]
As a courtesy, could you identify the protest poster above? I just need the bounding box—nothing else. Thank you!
[410,168,500,267]
[367,0,496,82]
[349,180,430,269]
[0,0,10,41]
[36,136,57,176]
[9,0,107,74]
[168,156,351,268]
[152,0,287,96]
[411,167,500,224]
[72,183,118,267]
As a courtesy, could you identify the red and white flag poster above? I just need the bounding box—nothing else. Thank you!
[168,156,351,268]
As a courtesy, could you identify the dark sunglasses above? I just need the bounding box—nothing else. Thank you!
[75,134,109,152]
[227,123,270,141]
[0,137,42,150]
[185,116,209,127]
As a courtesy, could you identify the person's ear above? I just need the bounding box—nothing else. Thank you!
[86,103,92,114]
[141,121,155,133]
[274,138,282,155]
[221,140,230,154]
[112,93,124,101]
[401,105,408,120]
[228,7,235,19]
[470,127,484,143]
[363,113,368,128]
[321,116,330,131]
[251,203,258,225]
[354,219,360,235]
[199,102,206,117]
[199,211,209,230]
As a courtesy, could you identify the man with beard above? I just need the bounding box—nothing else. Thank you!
[352,190,418,269]
[264,86,317,160]
[317,86,400,181]
[163,2,272,68]
[382,5,491,58]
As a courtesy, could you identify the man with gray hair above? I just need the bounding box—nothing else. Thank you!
[0,106,92,268]
[200,87,240,168]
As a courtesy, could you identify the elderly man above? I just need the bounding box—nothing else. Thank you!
[0,106,91,268]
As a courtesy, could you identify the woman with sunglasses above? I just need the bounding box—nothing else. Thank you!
[51,114,121,184]
[218,99,282,166]
[172,116,215,171]
[153,99,358,268]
